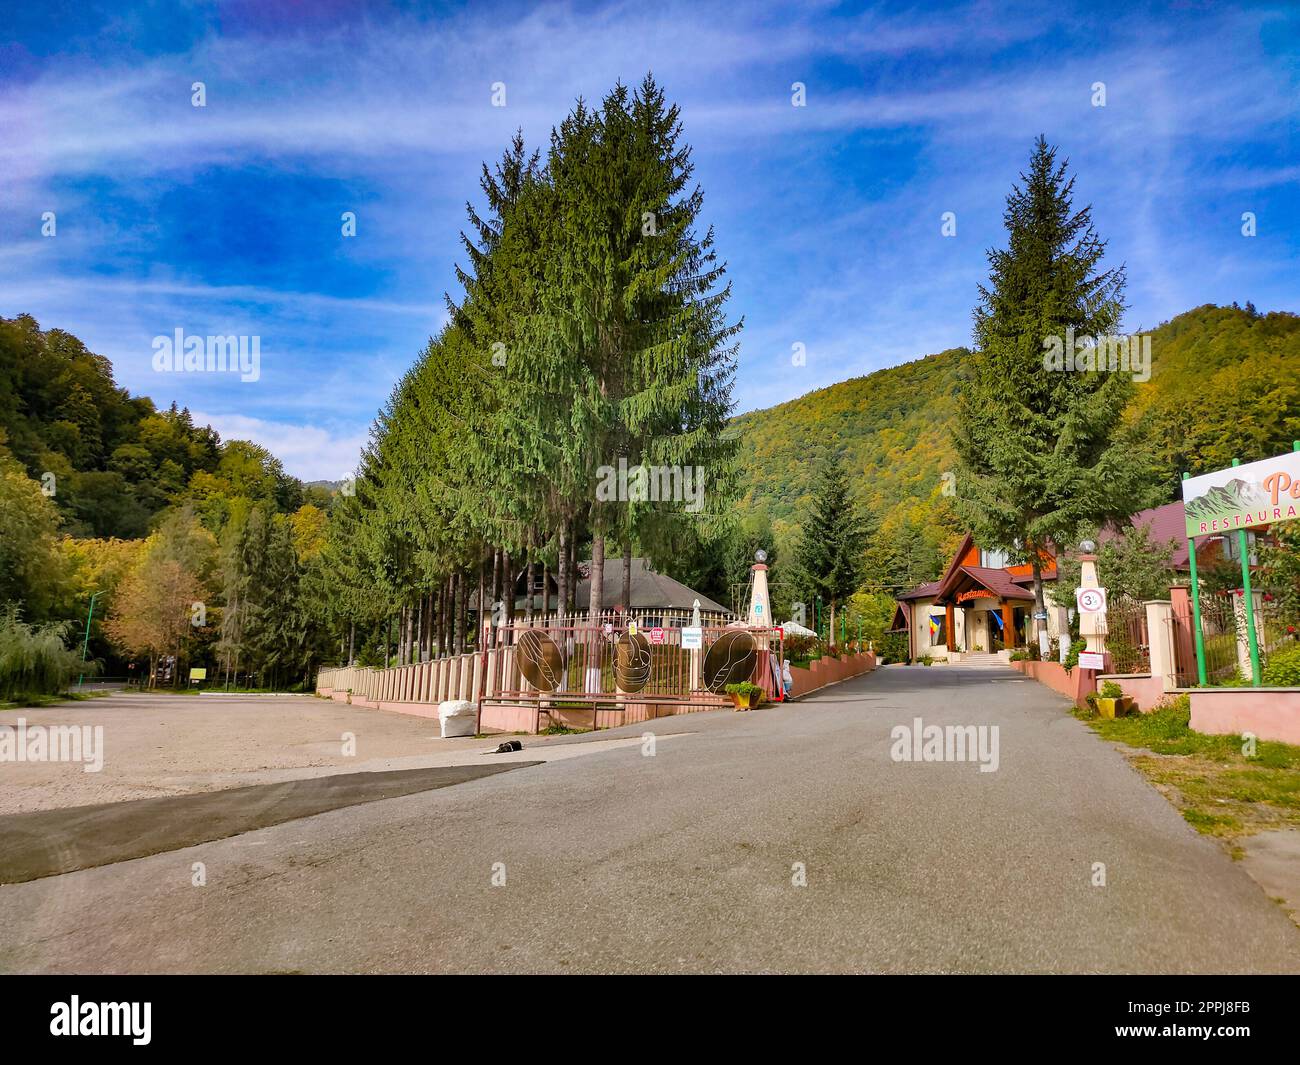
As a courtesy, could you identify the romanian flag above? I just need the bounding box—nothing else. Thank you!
[928,615,941,640]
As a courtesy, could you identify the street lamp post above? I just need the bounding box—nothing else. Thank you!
[78,591,103,689]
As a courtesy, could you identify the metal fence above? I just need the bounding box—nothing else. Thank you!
[485,622,784,710]
[1105,595,1151,675]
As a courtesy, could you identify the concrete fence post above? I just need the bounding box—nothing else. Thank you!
[1233,590,1266,680]
[1144,600,1176,691]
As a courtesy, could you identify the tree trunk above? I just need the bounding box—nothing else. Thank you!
[1030,549,1047,653]
[542,562,551,620]
[439,577,449,658]
[477,553,486,648]
[524,534,535,622]
[557,525,569,625]
[454,571,465,654]
[503,549,514,628]
[588,535,604,618]
[491,547,501,641]
[567,529,577,614]
[621,537,633,616]
[348,620,355,666]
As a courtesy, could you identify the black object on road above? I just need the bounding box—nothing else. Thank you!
[488,739,524,754]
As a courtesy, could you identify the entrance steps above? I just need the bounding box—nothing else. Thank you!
[953,653,1007,669]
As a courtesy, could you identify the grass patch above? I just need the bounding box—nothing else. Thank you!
[0,689,113,711]
[1074,694,1300,842]
[539,724,588,736]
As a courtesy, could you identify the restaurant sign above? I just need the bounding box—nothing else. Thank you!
[1182,449,1300,539]
[956,589,997,603]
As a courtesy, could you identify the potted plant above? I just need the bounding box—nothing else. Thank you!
[724,681,765,710]
[1095,680,1134,719]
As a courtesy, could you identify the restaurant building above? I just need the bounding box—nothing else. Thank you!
[891,500,1251,662]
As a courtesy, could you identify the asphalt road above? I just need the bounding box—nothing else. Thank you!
[2,664,1297,973]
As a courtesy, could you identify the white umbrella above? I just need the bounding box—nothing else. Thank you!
[780,619,817,637]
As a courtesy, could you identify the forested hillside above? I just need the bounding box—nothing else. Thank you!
[1,313,337,688]
[732,304,1300,592]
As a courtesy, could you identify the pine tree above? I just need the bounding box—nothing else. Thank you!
[957,137,1160,641]
[793,458,867,645]
[530,76,739,616]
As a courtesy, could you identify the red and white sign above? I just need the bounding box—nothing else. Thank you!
[649,627,666,645]
[1075,587,1107,614]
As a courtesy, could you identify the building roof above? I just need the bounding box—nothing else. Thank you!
[947,566,1036,601]
[896,580,942,602]
[1099,500,1191,567]
[575,557,730,614]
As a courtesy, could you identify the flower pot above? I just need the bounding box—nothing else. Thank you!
[1096,696,1134,719]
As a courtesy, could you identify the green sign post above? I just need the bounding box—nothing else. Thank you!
[1181,442,1300,687]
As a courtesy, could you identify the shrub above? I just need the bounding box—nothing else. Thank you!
[1062,637,1087,674]
[783,633,819,663]
[1262,643,1300,687]
[0,606,89,701]
[724,681,764,698]
[876,631,907,664]
[1009,648,1030,662]
[1099,680,1124,700]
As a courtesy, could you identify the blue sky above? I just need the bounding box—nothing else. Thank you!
[2,0,1297,480]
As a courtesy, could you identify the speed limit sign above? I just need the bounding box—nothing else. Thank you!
[1076,587,1107,614]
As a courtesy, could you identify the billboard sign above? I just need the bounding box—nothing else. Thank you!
[1182,449,1300,539]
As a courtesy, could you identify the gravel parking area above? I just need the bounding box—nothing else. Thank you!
[0,692,498,813]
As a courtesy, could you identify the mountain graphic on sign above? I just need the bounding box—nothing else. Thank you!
[1185,477,1269,525]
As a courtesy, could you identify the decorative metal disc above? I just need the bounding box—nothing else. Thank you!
[703,630,758,693]
[615,631,652,693]
[516,629,565,692]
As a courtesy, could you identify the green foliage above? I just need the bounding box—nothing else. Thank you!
[1098,679,1125,699]
[0,606,88,700]
[1056,521,1177,603]
[876,631,907,663]
[790,458,868,632]
[731,346,967,592]
[0,443,67,620]
[1260,521,1300,634]
[0,315,226,538]
[1062,637,1087,674]
[326,74,741,652]
[1262,643,1300,687]
[957,137,1162,621]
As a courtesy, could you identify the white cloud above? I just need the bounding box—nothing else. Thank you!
[191,410,366,483]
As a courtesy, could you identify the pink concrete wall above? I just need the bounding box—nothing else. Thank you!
[789,652,876,697]
[1100,673,1165,713]
[377,700,441,720]
[1010,659,1098,706]
[479,703,538,734]
[1189,688,1300,746]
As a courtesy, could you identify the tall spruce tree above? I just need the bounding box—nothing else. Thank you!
[793,458,867,645]
[957,137,1159,642]
[531,76,739,617]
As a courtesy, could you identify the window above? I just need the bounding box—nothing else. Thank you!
[980,547,1009,569]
